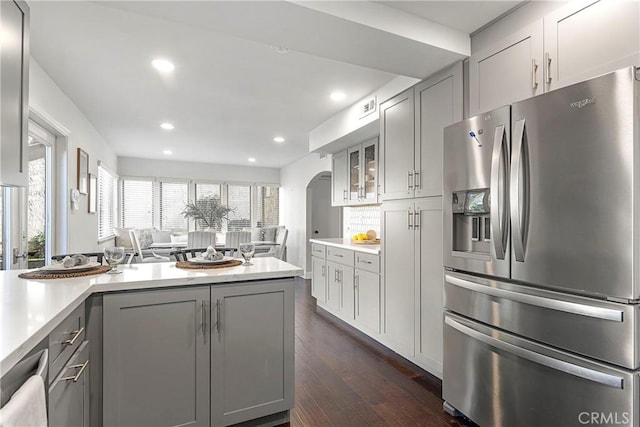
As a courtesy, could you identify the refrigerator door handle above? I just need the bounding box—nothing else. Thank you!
[445,316,624,389]
[445,274,623,322]
[511,118,527,262]
[490,124,508,260]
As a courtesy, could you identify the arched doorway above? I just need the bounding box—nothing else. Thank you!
[305,172,342,273]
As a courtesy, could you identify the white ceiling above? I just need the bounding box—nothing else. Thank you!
[29,1,521,168]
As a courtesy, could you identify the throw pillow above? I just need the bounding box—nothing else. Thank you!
[114,227,133,249]
[251,228,263,241]
[170,234,188,245]
[262,227,277,243]
[135,228,155,249]
[151,230,172,244]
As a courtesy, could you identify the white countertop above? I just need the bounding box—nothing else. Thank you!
[0,258,302,376]
[309,238,381,255]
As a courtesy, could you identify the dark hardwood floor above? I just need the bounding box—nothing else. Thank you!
[287,277,468,427]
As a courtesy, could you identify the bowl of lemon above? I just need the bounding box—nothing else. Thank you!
[351,230,380,244]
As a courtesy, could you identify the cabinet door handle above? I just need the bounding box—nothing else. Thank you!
[60,360,89,382]
[407,171,414,190]
[334,269,338,281]
[531,59,538,89]
[343,189,348,201]
[544,52,552,84]
[216,298,221,333]
[408,208,414,230]
[414,170,420,190]
[414,211,420,229]
[201,301,207,336]
[321,264,325,277]
[63,327,85,346]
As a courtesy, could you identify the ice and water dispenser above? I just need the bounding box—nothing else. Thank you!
[451,188,491,255]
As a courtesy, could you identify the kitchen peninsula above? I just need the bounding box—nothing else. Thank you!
[1,258,303,427]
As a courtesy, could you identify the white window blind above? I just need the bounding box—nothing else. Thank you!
[253,186,279,227]
[121,179,154,228]
[227,185,251,231]
[160,181,189,230]
[98,164,117,240]
[194,183,222,230]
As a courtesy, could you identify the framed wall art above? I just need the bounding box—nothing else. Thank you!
[77,148,89,194]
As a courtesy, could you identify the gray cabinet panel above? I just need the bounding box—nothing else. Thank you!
[340,265,355,321]
[469,20,543,116]
[326,261,342,312]
[331,150,348,206]
[311,255,327,304]
[414,65,462,198]
[544,0,640,90]
[381,200,416,355]
[103,287,210,427]
[0,0,29,187]
[379,89,415,201]
[211,279,294,426]
[414,197,444,377]
[355,269,380,336]
[49,341,90,427]
[49,301,85,383]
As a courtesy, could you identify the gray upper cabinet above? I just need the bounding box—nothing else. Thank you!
[414,66,463,198]
[379,89,415,201]
[0,0,29,187]
[543,0,640,91]
[211,280,294,427]
[469,20,544,117]
[331,150,348,207]
[103,286,211,427]
[347,138,378,205]
[380,64,462,201]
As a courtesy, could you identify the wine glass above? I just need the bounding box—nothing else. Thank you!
[104,246,125,274]
[239,242,255,266]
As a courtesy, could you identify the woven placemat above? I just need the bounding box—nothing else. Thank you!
[19,265,112,280]
[176,259,243,270]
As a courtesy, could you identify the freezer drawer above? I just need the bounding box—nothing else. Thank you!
[444,271,639,369]
[443,313,638,427]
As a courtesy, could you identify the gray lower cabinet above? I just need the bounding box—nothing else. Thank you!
[326,261,342,312]
[354,269,380,336]
[49,340,90,427]
[311,255,327,304]
[210,280,294,427]
[103,286,210,427]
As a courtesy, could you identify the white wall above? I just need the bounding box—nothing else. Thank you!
[29,59,118,253]
[280,153,332,275]
[118,157,279,184]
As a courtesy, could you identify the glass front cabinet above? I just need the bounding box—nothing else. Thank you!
[347,138,378,205]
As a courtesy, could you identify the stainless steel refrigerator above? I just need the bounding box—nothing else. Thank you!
[442,67,640,427]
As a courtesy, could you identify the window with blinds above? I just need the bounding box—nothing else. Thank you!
[253,186,279,227]
[227,185,251,231]
[121,179,154,228]
[194,183,222,230]
[160,181,188,230]
[97,165,117,240]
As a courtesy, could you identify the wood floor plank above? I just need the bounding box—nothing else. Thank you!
[288,278,470,427]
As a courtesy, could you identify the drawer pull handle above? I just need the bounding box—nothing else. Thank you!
[334,254,343,258]
[63,327,85,346]
[60,360,89,382]
[359,259,373,264]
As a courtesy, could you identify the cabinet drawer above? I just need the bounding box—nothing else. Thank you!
[354,252,379,274]
[326,247,354,266]
[49,302,85,382]
[311,244,326,258]
[49,340,90,427]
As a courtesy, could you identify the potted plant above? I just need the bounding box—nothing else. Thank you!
[181,195,235,230]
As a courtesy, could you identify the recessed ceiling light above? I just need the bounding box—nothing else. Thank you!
[163,150,173,155]
[248,157,256,163]
[330,91,346,101]
[151,59,175,73]
[160,122,174,130]
[273,136,285,143]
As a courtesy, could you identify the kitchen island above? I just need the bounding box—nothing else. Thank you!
[0,258,303,427]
